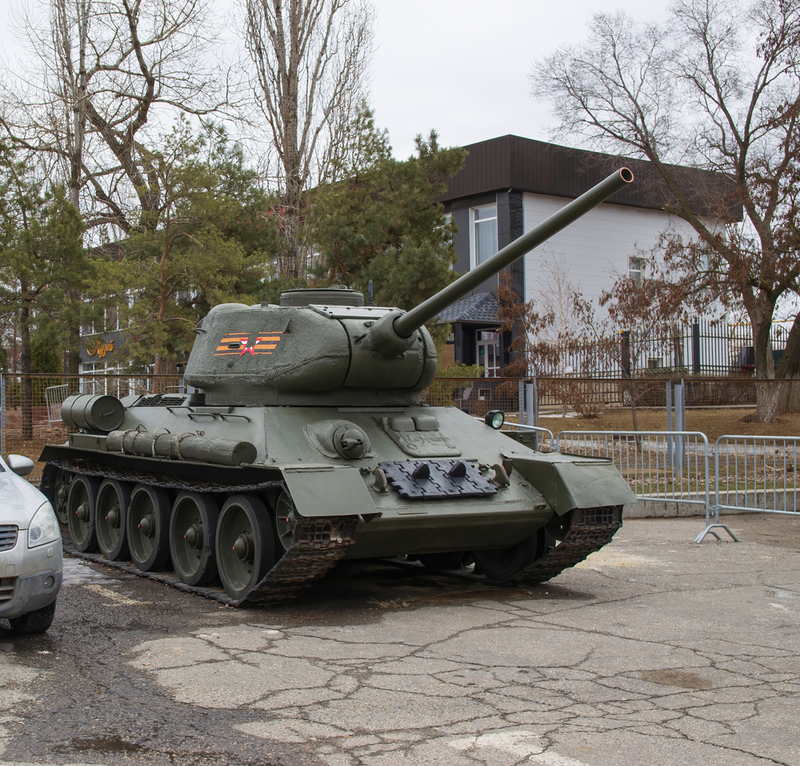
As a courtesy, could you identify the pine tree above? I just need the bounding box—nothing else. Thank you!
[0,144,88,437]
[308,112,465,325]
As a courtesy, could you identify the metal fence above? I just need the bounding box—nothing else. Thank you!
[424,375,800,442]
[529,317,791,378]
[550,427,800,542]
[422,376,521,417]
[0,373,184,483]
[531,377,800,439]
[554,429,711,512]
[713,434,800,523]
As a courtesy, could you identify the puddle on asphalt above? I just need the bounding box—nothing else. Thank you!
[640,669,714,690]
[62,556,130,586]
[62,557,99,584]
[65,736,144,754]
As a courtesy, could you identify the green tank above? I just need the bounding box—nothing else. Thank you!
[40,168,636,605]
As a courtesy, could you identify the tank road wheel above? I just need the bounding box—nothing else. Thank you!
[169,492,219,586]
[127,485,172,571]
[95,480,131,560]
[274,490,297,553]
[67,475,100,552]
[473,528,546,585]
[50,468,73,525]
[216,495,276,600]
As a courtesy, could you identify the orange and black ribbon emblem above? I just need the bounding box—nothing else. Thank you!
[214,332,282,357]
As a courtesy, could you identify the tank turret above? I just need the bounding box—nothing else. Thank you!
[185,167,634,406]
[183,288,438,406]
[41,167,636,607]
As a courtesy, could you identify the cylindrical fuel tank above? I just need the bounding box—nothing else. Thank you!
[105,430,257,466]
[61,394,125,433]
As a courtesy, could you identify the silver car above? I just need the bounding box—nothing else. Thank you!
[0,455,63,633]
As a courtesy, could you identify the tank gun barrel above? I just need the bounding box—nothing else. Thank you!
[392,167,634,339]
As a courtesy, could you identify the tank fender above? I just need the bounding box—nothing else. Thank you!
[505,452,634,515]
[282,465,376,518]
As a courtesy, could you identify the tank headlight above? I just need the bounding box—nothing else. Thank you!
[484,410,505,430]
[28,501,60,548]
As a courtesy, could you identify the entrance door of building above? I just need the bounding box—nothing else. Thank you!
[476,331,501,377]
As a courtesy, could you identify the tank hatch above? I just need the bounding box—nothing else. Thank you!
[379,416,461,457]
[279,287,364,307]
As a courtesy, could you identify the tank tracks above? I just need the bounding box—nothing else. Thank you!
[47,461,621,606]
[509,506,623,586]
[46,460,356,607]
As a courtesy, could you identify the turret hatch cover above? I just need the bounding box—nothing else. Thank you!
[308,305,391,320]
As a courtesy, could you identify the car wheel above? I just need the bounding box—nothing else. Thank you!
[8,600,57,634]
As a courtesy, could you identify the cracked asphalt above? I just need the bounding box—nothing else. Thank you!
[1,513,799,766]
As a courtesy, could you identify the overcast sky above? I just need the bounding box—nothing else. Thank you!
[0,0,666,157]
[371,0,666,158]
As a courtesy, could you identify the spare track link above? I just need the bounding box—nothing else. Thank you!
[510,506,623,586]
[47,460,356,607]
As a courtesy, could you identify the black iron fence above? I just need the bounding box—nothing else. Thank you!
[530,317,790,378]
[425,375,800,439]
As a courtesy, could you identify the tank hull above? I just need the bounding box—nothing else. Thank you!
[41,395,633,605]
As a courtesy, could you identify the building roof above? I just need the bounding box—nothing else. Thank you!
[437,135,740,219]
[436,292,499,324]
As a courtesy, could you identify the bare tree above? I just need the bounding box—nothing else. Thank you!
[533,0,800,421]
[499,257,687,426]
[2,0,231,234]
[243,0,374,277]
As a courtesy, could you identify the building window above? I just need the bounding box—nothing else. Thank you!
[628,255,645,288]
[470,204,498,267]
[476,330,501,377]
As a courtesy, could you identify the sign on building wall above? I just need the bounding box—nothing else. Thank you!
[79,331,127,364]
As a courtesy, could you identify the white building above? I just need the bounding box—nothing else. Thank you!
[436,135,737,376]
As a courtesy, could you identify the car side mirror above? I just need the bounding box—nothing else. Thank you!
[7,454,35,477]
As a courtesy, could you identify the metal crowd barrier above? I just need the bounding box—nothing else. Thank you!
[473,416,554,451]
[554,429,711,508]
[695,434,800,542]
[500,422,554,451]
[552,429,740,543]
[44,384,69,426]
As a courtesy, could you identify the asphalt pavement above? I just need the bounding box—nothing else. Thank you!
[1,513,799,766]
